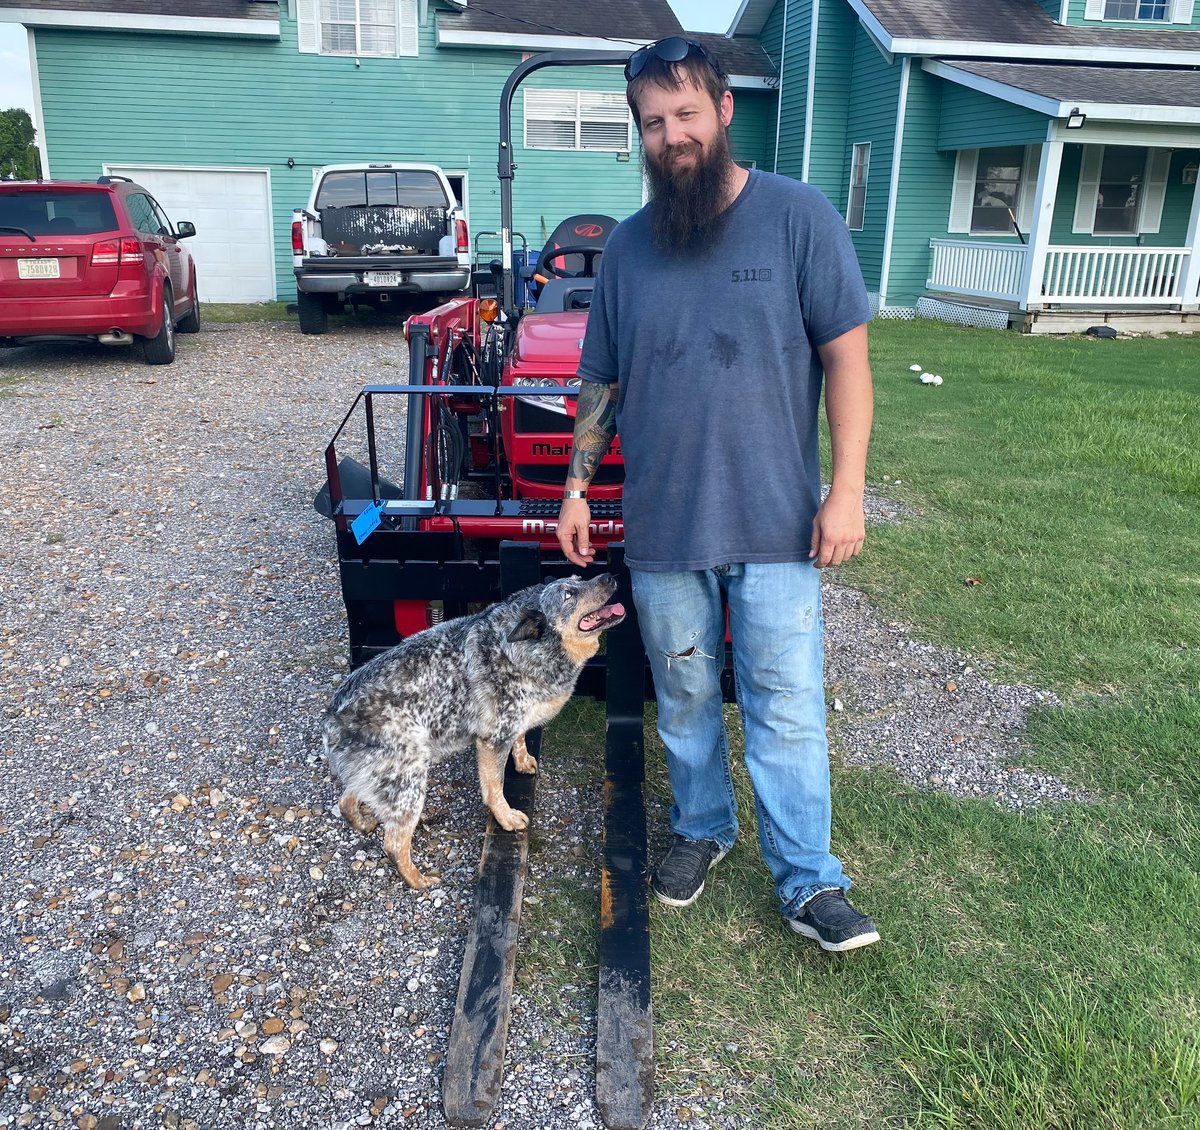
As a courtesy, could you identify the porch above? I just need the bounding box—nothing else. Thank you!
[927,240,1200,332]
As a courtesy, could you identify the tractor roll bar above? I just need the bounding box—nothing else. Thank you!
[498,49,633,312]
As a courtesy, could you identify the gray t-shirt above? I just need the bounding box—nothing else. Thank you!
[577,169,871,572]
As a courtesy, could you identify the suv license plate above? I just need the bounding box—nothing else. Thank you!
[364,271,402,287]
[18,258,61,280]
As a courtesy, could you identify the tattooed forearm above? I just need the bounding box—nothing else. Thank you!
[568,381,618,484]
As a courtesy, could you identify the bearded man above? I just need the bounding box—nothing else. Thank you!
[556,39,879,952]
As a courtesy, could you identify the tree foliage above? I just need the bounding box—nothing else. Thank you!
[0,108,41,180]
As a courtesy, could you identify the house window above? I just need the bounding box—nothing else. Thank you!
[847,143,870,231]
[1093,146,1146,234]
[524,90,632,152]
[314,0,417,57]
[971,145,1025,234]
[1103,0,1168,17]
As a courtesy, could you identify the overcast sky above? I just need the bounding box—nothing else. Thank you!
[0,1,742,117]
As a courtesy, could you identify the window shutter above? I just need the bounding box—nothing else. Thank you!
[948,149,977,233]
[399,0,418,56]
[1139,148,1171,234]
[1073,145,1104,234]
[1172,0,1195,22]
[1016,144,1040,231]
[297,0,319,53]
[1084,0,1104,18]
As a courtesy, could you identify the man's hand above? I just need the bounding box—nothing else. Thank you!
[557,498,595,567]
[809,486,865,569]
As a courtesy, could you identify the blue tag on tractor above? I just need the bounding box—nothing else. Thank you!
[351,501,384,545]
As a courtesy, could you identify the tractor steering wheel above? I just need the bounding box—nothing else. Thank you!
[537,244,606,280]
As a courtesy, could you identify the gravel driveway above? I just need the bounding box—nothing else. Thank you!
[0,320,1073,1130]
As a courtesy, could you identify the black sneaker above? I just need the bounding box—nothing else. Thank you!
[651,835,729,908]
[788,890,880,952]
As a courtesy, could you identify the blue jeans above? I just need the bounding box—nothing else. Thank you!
[630,561,848,917]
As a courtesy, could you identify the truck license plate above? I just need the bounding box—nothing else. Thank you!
[18,258,61,280]
[364,271,402,287]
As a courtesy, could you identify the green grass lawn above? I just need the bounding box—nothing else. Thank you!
[522,320,1200,1128]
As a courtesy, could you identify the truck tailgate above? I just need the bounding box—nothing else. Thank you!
[319,204,446,255]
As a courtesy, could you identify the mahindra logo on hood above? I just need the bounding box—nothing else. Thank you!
[574,223,605,238]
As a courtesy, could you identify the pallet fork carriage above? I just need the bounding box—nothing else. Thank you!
[319,49,734,1130]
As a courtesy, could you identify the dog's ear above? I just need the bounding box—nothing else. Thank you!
[507,610,547,643]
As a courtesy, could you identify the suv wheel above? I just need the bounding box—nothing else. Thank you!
[177,282,200,334]
[297,291,329,335]
[142,285,177,365]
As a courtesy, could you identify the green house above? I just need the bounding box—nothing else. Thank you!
[0,0,776,303]
[737,0,1200,330]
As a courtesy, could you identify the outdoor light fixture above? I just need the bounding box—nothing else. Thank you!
[616,150,630,162]
[1066,107,1087,129]
[287,157,295,168]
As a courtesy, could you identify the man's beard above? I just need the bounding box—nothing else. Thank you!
[644,125,735,257]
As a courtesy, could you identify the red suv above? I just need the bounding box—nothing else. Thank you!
[0,176,200,365]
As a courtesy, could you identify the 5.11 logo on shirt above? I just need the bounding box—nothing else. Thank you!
[731,268,773,283]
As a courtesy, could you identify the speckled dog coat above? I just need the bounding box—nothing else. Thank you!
[322,574,626,888]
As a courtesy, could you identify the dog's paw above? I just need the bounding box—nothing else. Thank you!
[408,871,441,890]
[513,753,538,775]
[493,806,529,833]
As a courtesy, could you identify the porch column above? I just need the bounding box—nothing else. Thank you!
[1018,140,1065,312]
[1180,175,1200,312]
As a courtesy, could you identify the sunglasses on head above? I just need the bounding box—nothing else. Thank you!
[624,36,716,82]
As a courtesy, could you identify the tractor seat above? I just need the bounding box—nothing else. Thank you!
[528,214,618,300]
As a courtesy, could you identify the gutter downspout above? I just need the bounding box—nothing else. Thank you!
[802,0,819,181]
[878,56,910,311]
[774,0,788,175]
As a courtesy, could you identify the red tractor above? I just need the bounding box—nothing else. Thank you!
[318,50,726,1130]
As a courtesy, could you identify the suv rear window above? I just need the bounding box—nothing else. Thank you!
[316,170,448,210]
[0,190,118,236]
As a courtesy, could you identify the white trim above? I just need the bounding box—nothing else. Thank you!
[1180,176,1200,310]
[1059,0,1071,21]
[801,0,818,181]
[774,0,788,177]
[1018,140,1064,312]
[728,75,775,90]
[879,57,910,306]
[846,141,871,230]
[27,27,49,179]
[436,28,644,50]
[0,8,280,37]
[925,60,1200,126]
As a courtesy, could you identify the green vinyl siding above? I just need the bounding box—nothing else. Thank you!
[803,0,857,191]
[32,15,643,299]
[1049,144,1200,246]
[773,0,812,181]
[884,63,958,307]
[840,22,902,292]
[728,90,778,172]
[939,85,1051,151]
[759,0,785,61]
[1064,0,1200,29]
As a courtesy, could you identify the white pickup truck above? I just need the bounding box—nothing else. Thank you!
[291,162,470,334]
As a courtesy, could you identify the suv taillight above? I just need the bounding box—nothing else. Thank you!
[455,218,468,254]
[90,238,145,266]
[292,220,304,255]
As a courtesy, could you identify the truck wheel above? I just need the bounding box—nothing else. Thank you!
[298,291,329,335]
[142,284,177,365]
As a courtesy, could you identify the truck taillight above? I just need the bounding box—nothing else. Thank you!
[455,218,468,254]
[90,238,144,266]
[292,220,304,255]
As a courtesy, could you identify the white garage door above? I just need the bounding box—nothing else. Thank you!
[104,165,276,303]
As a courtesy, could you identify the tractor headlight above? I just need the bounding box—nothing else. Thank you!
[510,376,567,413]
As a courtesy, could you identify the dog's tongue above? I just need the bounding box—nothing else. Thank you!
[580,602,625,632]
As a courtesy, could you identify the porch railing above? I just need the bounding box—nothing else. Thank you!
[928,240,1195,307]
[927,239,1024,302]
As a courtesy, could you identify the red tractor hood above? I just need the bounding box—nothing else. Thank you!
[509,311,588,377]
